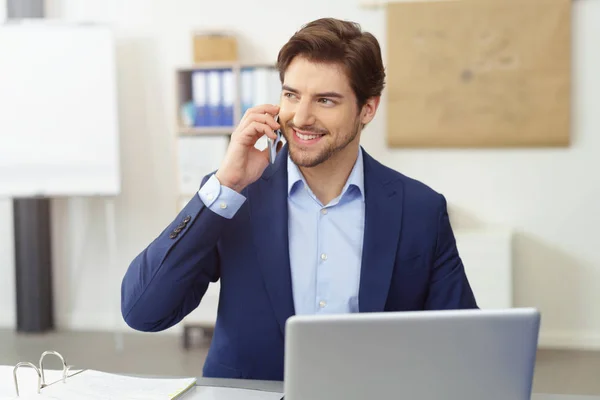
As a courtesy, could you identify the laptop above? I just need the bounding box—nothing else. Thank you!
[283,308,540,400]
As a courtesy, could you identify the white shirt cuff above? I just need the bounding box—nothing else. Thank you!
[198,174,247,219]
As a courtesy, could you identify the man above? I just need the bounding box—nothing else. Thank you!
[121,17,477,381]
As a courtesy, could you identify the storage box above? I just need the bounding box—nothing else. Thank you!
[192,33,238,62]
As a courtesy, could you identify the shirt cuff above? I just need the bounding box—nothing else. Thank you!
[198,174,247,219]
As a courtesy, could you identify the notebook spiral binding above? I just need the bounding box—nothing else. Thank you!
[12,350,74,397]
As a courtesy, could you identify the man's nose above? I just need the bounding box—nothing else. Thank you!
[292,100,316,128]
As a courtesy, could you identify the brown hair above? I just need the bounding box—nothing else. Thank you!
[276,18,386,109]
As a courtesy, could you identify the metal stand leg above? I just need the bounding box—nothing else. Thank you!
[13,198,54,332]
[105,198,124,353]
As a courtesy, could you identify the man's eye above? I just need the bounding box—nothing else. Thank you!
[284,92,296,99]
[318,98,333,105]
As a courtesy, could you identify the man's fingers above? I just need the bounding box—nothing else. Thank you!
[246,121,277,140]
[241,104,280,124]
[244,112,281,131]
[245,104,280,116]
[233,104,281,143]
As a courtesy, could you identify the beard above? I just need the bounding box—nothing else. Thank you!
[284,117,362,168]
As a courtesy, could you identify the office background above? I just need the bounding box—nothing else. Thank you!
[0,0,599,396]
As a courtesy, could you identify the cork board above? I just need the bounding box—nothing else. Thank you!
[386,0,571,148]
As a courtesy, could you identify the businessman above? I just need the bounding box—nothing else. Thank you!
[121,17,477,381]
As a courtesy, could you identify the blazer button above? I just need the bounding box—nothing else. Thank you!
[169,232,177,239]
[174,226,183,233]
[183,216,191,224]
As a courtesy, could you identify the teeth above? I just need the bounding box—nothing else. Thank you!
[295,130,320,141]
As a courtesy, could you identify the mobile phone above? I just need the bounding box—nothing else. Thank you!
[267,115,283,164]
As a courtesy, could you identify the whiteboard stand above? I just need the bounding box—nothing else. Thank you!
[12,198,54,332]
[104,197,124,353]
[0,21,121,336]
[6,0,53,336]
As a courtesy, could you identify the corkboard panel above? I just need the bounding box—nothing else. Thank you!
[386,0,571,148]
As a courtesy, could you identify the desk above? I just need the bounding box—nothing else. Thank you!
[180,378,600,400]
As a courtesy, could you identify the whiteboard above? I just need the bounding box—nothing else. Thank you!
[0,21,120,197]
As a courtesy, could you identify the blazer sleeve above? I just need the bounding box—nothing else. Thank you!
[424,194,479,310]
[120,174,236,332]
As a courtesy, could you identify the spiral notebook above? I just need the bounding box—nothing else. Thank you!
[2,350,196,399]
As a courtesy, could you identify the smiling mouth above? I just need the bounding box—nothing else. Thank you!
[291,126,328,142]
[295,130,323,140]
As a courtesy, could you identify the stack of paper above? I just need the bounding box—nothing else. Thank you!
[2,364,283,399]
[0,365,81,399]
[20,370,197,399]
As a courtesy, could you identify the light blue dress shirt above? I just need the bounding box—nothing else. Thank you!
[198,150,365,316]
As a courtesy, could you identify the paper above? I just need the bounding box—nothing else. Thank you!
[191,386,284,400]
[19,370,196,400]
[3,366,281,400]
[386,0,571,148]
[0,366,81,399]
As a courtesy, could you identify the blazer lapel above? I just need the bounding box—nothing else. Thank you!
[358,149,404,312]
[248,146,295,336]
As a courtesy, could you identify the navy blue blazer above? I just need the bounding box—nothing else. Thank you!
[121,145,477,381]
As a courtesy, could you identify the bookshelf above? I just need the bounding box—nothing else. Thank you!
[174,61,279,136]
[173,61,280,204]
[173,61,280,347]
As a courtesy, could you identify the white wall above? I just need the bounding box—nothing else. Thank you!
[0,0,598,348]
[379,0,600,349]
[0,1,6,22]
[0,0,14,329]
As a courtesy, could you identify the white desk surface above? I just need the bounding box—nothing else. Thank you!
[183,377,599,400]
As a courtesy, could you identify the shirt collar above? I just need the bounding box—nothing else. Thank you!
[287,147,365,202]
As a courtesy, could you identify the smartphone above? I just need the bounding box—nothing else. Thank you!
[267,114,283,164]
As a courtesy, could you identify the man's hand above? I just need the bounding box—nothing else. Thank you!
[215,104,281,193]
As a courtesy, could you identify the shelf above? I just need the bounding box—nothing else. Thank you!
[176,61,276,72]
[177,62,237,72]
[177,126,234,136]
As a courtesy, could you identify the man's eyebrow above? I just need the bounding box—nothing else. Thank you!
[282,85,344,99]
[282,85,299,93]
[315,91,344,99]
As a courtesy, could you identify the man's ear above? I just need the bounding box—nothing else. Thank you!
[360,96,381,125]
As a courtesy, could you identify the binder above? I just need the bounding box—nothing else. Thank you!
[191,70,208,127]
[206,69,222,126]
[220,69,234,127]
[4,350,197,399]
[240,66,282,116]
[241,66,284,151]
[240,67,254,117]
[252,67,269,106]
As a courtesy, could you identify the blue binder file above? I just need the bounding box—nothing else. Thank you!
[207,69,221,126]
[221,69,234,127]
[191,70,208,127]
